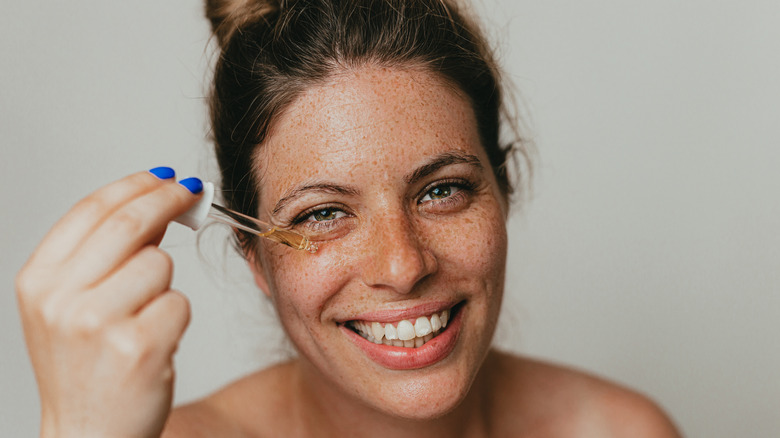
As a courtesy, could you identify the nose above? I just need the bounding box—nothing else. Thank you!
[360,213,437,295]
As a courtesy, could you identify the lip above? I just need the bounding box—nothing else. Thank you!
[342,301,456,324]
[340,303,463,370]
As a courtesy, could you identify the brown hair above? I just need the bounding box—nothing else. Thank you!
[205,0,529,253]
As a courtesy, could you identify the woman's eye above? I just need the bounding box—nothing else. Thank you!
[307,208,346,222]
[292,206,356,241]
[420,184,461,202]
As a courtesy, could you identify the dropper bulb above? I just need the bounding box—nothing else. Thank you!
[174,182,215,230]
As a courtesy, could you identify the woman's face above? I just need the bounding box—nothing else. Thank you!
[250,66,508,418]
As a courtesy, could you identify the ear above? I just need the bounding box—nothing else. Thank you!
[246,252,272,298]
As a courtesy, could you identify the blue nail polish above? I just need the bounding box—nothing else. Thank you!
[178,177,203,194]
[149,166,175,180]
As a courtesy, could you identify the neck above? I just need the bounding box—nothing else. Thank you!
[291,358,492,438]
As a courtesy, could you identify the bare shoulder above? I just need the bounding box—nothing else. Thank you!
[485,350,682,437]
[589,379,682,438]
[162,360,299,438]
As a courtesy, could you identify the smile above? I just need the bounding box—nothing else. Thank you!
[347,309,450,348]
[340,303,463,370]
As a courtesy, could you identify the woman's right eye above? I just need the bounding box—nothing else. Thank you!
[291,205,356,241]
[293,205,350,231]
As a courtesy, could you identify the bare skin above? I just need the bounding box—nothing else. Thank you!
[166,351,681,438]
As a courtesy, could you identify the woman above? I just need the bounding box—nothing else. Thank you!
[16,0,681,436]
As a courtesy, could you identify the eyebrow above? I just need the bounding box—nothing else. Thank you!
[404,152,483,185]
[272,182,360,215]
[271,151,483,215]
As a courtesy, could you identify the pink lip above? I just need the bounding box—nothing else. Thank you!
[344,301,456,324]
[341,305,463,370]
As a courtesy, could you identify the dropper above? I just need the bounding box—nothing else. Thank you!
[174,182,318,253]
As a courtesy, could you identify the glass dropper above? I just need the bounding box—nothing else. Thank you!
[174,182,317,253]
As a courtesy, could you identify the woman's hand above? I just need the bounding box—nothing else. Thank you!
[16,169,203,438]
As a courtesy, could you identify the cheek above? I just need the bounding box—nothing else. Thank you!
[258,239,359,320]
[423,202,508,283]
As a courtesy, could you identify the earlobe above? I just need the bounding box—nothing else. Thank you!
[246,253,272,298]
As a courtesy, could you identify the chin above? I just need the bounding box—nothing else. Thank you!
[373,371,477,420]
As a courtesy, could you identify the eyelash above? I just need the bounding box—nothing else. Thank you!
[292,203,349,232]
[418,179,475,209]
[291,179,476,230]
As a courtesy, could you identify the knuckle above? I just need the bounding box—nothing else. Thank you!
[15,264,58,303]
[72,195,110,220]
[108,209,146,236]
[167,291,191,321]
[146,247,173,274]
[160,365,175,385]
[72,308,105,336]
[168,290,190,307]
[107,325,151,363]
[39,296,67,329]
[56,302,106,337]
[15,268,42,302]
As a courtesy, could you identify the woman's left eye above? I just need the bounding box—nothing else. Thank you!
[420,184,462,203]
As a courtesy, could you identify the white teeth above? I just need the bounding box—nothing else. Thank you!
[414,316,432,337]
[349,307,455,348]
[397,320,416,341]
[430,314,442,332]
[371,322,384,341]
[384,323,398,340]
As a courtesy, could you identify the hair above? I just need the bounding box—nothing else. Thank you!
[205,0,530,254]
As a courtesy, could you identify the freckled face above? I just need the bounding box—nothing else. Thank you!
[250,66,507,418]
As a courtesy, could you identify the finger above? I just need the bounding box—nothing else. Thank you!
[136,290,191,356]
[82,245,173,319]
[28,169,176,268]
[149,229,167,248]
[63,178,201,290]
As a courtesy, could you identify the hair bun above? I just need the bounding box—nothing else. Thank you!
[205,0,278,48]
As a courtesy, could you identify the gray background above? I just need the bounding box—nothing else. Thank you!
[2,1,778,436]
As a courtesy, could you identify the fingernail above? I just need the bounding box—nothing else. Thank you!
[178,177,203,194]
[149,166,175,179]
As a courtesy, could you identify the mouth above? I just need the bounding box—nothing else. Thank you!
[345,307,452,348]
[339,302,464,370]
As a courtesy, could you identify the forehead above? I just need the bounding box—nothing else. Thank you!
[254,66,483,200]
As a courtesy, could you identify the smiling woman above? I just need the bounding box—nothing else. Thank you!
[14,0,683,437]
[240,67,509,421]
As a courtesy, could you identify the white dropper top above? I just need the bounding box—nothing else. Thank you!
[174,182,215,230]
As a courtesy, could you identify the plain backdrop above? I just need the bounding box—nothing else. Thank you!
[2,1,778,436]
